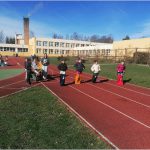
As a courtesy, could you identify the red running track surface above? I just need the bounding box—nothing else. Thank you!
[0,58,150,149]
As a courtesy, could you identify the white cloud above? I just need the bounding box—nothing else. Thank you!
[0,15,60,38]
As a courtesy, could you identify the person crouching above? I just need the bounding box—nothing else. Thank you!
[91,60,101,83]
[58,60,68,86]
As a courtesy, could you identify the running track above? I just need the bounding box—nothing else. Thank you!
[0,58,150,149]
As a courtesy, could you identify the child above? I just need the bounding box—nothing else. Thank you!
[91,60,101,83]
[58,60,68,86]
[41,53,49,80]
[25,58,32,85]
[4,56,8,66]
[117,61,126,86]
[24,58,28,80]
[74,59,85,84]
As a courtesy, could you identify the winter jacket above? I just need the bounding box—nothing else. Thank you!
[117,64,125,73]
[91,64,101,73]
[41,58,49,66]
[74,62,85,73]
[58,63,68,71]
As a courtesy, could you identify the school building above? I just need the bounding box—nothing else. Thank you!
[0,17,150,58]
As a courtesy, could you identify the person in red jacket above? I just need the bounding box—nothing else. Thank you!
[116,61,126,86]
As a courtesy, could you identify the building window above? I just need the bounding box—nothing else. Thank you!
[0,47,3,51]
[55,42,59,47]
[76,44,80,47]
[49,42,53,47]
[60,42,65,47]
[81,44,84,47]
[43,41,48,47]
[66,43,70,47]
[10,48,15,52]
[49,49,53,54]
[71,43,75,48]
[37,41,41,46]
[43,49,47,54]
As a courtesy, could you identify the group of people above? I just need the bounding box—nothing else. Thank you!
[0,55,8,67]
[57,59,126,86]
[24,53,126,86]
[58,59,102,86]
[24,53,49,85]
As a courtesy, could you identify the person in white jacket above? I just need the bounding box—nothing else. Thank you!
[91,60,101,83]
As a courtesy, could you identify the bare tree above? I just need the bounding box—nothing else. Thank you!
[90,34,113,43]
[5,36,15,44]
[30,30,35,38]
[0,30,5,43]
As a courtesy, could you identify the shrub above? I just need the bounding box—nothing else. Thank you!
[133,52,149,64]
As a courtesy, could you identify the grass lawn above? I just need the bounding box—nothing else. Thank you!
[0,69,23,80]
[49,57,150,88]
[0,86,110,149]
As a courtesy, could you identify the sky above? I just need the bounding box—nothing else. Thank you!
[1,1,150,41]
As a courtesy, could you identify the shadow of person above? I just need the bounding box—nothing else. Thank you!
[123,78,132,84]
[64,81,75,86]
[99,79,109,83]
[81,79,92,83]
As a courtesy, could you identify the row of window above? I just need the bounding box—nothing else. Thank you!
[36,41,89,48]
[36,48,111,55]
[0,47,15,52]
[36,49,69,55]
[18,48,28,52]
[0,47,28,53]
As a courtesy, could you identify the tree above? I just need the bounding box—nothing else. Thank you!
[30,30,35,38]
[52,33,63,39]
[122,35,130,40]
[90,34,113,43]
[0,30,5,43]
[5,36,15,44]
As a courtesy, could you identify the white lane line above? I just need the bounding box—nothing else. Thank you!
[66,70,150,109]
[69,85,150,129]
[0,80,24,88]
[0,83,41,99]
[0,87,25,90]
[87,83,150,109]
[49,68,150,128]
[41,82,119,149]
[67,68,150,96]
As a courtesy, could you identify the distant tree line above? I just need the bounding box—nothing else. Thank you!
[51,32,114,43]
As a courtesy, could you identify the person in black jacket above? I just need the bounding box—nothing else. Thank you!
[58,60,68,86]
[25,58,32,85]
[74,59,85,84]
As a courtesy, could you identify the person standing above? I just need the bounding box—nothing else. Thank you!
[41,53,49,80]
[91,60,101,83]
[58,60,68,86]
[74,59,85,84]
[116,61,126,86]
[25,58,32,85]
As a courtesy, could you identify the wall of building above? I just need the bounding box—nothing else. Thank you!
[113,38,150,57]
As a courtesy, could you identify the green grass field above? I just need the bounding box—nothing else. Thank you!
[49,57,150,88]
[0,87,110,149]
[0,69,24,80]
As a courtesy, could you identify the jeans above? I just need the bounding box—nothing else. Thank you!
[27,70,32,85]
[92,73,99,83]
[60,74,66,86]
[42,65,48,79]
